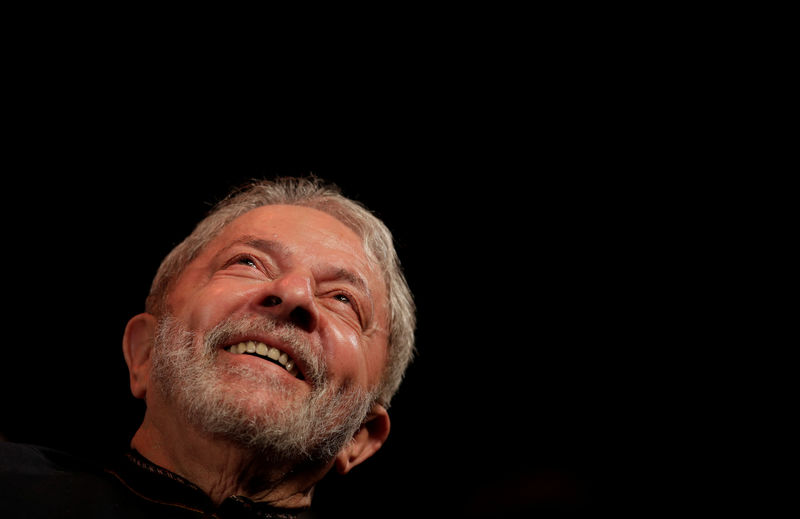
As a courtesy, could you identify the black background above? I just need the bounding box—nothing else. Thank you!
[0,69,681,516]
[0,151,654,517]
[0,13,777,516]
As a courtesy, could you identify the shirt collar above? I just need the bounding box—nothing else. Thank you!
[106,449,308,519]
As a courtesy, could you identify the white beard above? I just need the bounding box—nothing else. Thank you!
[149,314,375,465]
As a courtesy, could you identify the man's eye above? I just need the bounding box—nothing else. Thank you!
[333,293,352,304]
[237,257,258,268]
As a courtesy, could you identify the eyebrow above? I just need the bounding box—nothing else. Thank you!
[236,236,291,257]
[210,237,289,272]
[324,266,369,294]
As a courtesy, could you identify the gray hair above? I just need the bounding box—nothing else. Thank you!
[145,176,416,408]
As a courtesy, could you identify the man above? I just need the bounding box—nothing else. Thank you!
[0,176,416,518]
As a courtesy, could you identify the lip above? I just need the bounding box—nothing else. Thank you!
[221,348,306,384]
[218,333,310,383]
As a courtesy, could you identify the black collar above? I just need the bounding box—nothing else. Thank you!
[105,450,308,519]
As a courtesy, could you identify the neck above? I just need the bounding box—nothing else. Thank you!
[130,406,332,508]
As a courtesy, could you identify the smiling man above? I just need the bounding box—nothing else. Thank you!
[0,177,416,518]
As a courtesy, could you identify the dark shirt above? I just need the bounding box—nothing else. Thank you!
[0,442,307,519]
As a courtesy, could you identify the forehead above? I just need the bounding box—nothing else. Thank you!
[218,204,364,254]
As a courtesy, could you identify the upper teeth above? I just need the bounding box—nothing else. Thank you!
[225,341,300,378]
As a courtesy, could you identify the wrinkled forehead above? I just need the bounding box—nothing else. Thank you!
[219,205,366,259]
[208,205,387,297]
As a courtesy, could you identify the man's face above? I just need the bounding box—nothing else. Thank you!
[150,204,390,461]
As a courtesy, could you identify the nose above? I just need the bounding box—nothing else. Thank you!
[257,272,319,332]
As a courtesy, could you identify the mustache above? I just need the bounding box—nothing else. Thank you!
[202,314,327,386]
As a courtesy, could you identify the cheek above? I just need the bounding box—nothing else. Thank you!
[322,322,370,386]
[172,281,253,331]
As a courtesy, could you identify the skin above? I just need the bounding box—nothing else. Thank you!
[122,205,392,508]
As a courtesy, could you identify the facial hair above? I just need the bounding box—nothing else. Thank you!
[149,314,375,465]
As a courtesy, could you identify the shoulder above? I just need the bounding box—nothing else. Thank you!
[0,442,124,518]
[0,442,100,475]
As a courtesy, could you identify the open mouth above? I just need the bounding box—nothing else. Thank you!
[224,341,304,380]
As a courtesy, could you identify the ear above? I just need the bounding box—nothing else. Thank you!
[122,313,157,400]
[334,404,391,475]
